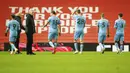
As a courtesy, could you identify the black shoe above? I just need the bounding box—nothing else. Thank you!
[30,53,36,55]
[27,53,30,55]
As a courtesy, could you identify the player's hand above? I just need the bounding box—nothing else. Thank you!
[5,33,7,36]
[107,34,110,38]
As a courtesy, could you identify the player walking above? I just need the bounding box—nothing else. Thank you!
[97,13,110,54]
[5,14,20,54]
[43,11,61,54]
[114,13,126,54]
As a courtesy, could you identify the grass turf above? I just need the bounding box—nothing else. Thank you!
[0,52,130,73]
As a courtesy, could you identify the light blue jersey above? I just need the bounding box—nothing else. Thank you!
[98,19,109,35]
[73,15,86,40]
[114,18,126,41]
[48,16,61,33]
[97,18,109,43]
[48,16,61,40]
[7,20,20,42]
[114,19,126,34]
[73,15,86,32]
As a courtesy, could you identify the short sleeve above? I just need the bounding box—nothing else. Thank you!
[114,20,117,28]
[48,17,51,22]
[97,20,100,27]
[57,18,61,24]
[7,21,10,28]
[107,20,109,27]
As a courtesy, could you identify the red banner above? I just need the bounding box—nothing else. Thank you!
[0,0,130,43]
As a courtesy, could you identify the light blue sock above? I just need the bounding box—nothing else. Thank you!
[54,43,57,47]
[120,44,123,51]
[99,43,104,50]
[103,44,105,49]
[10,43,16,51]
[74,43,78,51]
[49,41,55,48]
[115,43,119,49]
[80,43,83,52]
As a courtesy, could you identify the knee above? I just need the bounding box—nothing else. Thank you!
[80,40,83,44]
[120,41,124,45]
[74,39,77,43]
[115,41,118,43]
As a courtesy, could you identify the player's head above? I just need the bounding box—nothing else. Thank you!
[16,12,23,17]
[50,10,56,16]
[29,8,35,15]
[100,13,104,18]
[11,14,15,19]
[76,9,81,14]
[118,13,123,18]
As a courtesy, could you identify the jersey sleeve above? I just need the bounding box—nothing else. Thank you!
[107,20,109,27]
[123,20,126,28]
[83,17,86,24]
[97,20,100,27]
[48,17,51,23]
[7,21,10,28]
[114,20,117,28]
[57,18,61,25]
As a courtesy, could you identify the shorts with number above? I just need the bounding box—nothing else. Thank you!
[98,34,106,43]
[114,33,124,42]
[74,31,84,40]
[48,32,58,40]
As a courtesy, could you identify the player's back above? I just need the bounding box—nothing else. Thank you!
[48,16,60,33]
[74,15,86,31]
[98,19,109,35]
[8,20,20,36]
[114,19,126,34]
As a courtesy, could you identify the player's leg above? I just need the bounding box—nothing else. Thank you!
[54,33,58,47]
[79,31,84,54]
[52,33,58,54]
[48,32,55,48]
[101,35,106,54]
[98,34,105,54]
[74,31,80,54]
[15,31,21,54]
[114,34,120,53]
[119,34,124,53]
[9,36,18,54]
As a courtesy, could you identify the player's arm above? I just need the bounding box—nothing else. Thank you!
[71,9,77,15]
[5,28,9,36]
[83,19,86,28]
[71,8,78,18]
[123,21,126,28]
[5,22,10,36]
[107,23,110,37]
[114,21,117,29]
[43,21,49,28]
[96,21,99,33]
[58,24,61,36]
[43,17,50,28]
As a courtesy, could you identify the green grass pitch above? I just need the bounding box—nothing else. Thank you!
[0,52,130,73]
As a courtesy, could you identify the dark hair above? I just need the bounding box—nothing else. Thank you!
[11,14,15,19]
[76,9,81,14]
[51,10,56,15]
[118,13,123,17]
[101,13,104,17]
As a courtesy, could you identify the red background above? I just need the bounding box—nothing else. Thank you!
[0,0,130,43]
